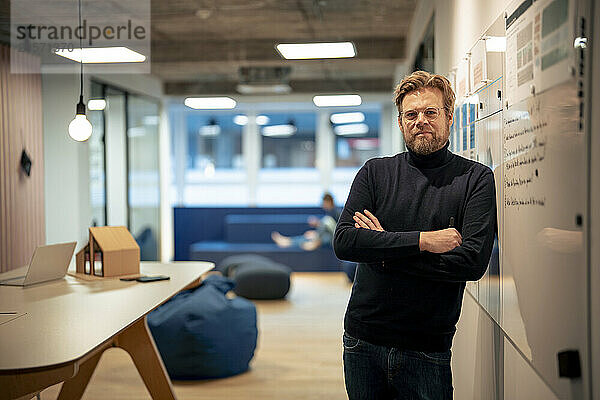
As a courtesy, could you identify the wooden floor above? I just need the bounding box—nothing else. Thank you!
[41,272,352,400]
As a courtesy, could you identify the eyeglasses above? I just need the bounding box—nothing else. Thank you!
[400,107,443,122]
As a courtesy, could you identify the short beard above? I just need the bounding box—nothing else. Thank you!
[404,127,449,155]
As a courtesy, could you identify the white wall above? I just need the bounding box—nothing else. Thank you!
[42,74,91,250]
[406,0,505,76]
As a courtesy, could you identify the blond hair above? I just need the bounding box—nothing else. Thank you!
[393,71,455,115]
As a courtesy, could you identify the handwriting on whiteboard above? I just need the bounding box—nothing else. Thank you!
[504,121,548,141]
[505,196,546,207]
[505,171,538,188]
[503,96,548,208]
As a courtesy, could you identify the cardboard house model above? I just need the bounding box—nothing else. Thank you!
[76,226,140,277]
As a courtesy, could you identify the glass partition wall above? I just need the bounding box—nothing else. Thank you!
[127,95,160,261]
[89,81,161,260]
[88,81,106,227]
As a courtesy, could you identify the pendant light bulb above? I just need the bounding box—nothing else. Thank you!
[69,0,91,142]
[68,96,92,142]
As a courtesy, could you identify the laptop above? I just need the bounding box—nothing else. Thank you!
[0,242,77,286]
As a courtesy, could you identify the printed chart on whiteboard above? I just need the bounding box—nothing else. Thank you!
[505,0,575,106]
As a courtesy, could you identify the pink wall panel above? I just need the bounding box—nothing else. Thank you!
[0,45,45,272]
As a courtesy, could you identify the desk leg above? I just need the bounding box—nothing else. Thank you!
[0,363,76,400]
[114,317,177,400]
[57,351,103,400]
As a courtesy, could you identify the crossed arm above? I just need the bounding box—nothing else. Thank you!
[333,166,497,282]
[352,210,463,254]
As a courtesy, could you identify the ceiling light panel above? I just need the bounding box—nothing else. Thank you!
[276,42,356,59]
[313,94,362,107]
[255,115,270,125]
[184,97,237,109]
[334,123,369,136]
[330,112,365,124]
[236,83,292,94]
[87,99,106,111]
[233,115,249,125]
[55,47,146,63]
[261,124,297,137]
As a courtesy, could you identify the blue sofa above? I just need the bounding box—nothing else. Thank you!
[174,207,341,272]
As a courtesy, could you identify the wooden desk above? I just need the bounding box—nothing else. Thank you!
[0,261,213,400]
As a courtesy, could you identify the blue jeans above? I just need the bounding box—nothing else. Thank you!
[343,332,453,400]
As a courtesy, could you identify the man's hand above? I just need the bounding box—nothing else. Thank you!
[353,210,384,231]
[419,229,462,253]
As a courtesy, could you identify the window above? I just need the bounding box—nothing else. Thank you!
[187,114,244,171]
[169,101,388,207]
[170,107,248,206]
[260,111,316,168]
[257,110,318,205]
[334,110,381,168]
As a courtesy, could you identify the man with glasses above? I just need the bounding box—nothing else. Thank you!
[334,70,497,399]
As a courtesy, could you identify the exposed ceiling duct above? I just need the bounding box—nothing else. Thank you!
[236,66,292,94]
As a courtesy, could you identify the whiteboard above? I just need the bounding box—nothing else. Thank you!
[458,1,587,398]
[501,81,586,399]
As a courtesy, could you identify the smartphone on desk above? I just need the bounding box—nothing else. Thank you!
[136,275,170,282]
[120,275,170,282]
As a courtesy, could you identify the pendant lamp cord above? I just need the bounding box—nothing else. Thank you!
[78,0,83,100]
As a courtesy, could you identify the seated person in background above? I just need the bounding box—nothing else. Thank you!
[272,193,340,251]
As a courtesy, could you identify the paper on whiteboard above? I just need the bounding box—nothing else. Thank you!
[505,0,574,106]
[456,57,470,101]
[470,39,487,92]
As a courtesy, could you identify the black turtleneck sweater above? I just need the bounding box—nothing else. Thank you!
[334,142,496,351]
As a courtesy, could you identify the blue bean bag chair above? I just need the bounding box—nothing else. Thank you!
[218,254,292,300]
[147,275,258,380]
